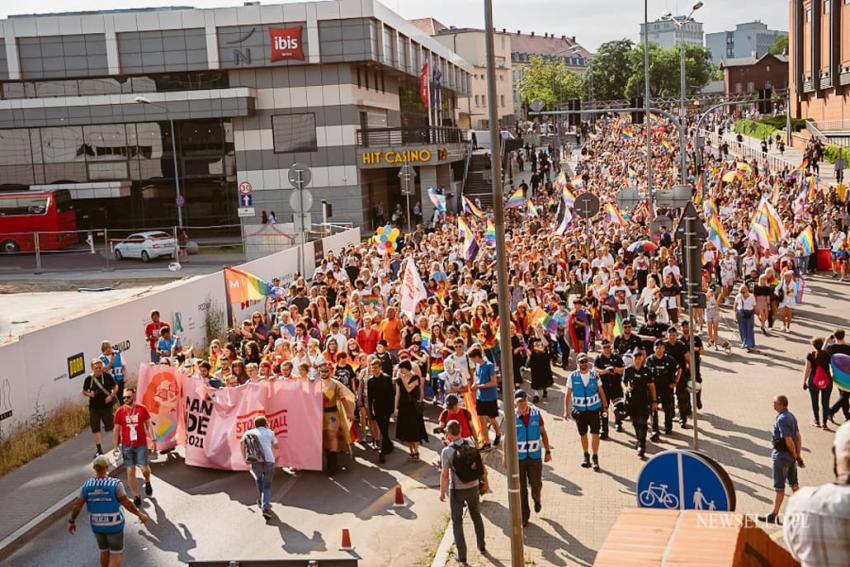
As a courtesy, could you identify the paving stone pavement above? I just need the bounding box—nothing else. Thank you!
[441,275,846,566]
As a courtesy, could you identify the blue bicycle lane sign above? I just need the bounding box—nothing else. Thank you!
[636,449,735,511]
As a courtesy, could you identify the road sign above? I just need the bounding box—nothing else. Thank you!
[175,194,185,207]
[238,181,253,195]
[290,189,313,212]
[675,201,708,241]
[636,449,735,512]
[656,184,692,209]
[574,193,601,219]
[616,187,641,211]
[239,193,253,208]
[530,99,544,113]
[237,207,255,217]
[288,162,312,188]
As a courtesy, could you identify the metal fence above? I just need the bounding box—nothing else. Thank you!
[698,129,793,174]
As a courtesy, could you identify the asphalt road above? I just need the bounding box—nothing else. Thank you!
[6,411,450,567]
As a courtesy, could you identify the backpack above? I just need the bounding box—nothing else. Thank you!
[451,441,483,483]
[241,431,266,464]
[813,365,831,390]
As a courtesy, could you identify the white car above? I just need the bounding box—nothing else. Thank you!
[112,231,177,262]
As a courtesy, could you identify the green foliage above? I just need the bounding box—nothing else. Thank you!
[203,296,226,357]
[584,39,634,101]
[735,119,778,140]
[824,145,850,165]
[768,36,789,56]
[517,55,584,109]
[759,115,807,132]
[624,42,716,98]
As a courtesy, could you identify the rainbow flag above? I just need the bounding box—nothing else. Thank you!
[526,199,538,217]
[786,158,809,182]
[660,139,673,154]
[419,329,432,353]
[343,305,357,337]
[458,216,479,261]
[562,185,576,208]
[224,267,272,304]
[553,171,568,191]
[748,217,772,250]
[621,128,635,140]
[485,219,496,246]
[361,294,381,307]
[463,390,485,447]
[571,175,585,190]
[707,215,732,252]
[612,312,624,338]
[506,187,525,209]
[604,203,626,226]
[703,198,718,220]
[796,225,815,255]
[462,195,485,219]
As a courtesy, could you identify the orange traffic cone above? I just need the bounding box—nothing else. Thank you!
[393,485,405,508]
[339,528,354,551]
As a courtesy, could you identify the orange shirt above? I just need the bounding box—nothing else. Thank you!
[380,318,403,350]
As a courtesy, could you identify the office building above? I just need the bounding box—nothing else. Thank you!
[788,0,850,125]
[706,21,788,66]
[640,17,704,49]
[0,1,472,231]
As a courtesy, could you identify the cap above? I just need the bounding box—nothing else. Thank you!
[577,353,589,362]
[654,339,665,347]
[667,326,678,334]
[514,389,528,400]
[378,339,388,347]
[92,455,110,470]
[834,422,850,456]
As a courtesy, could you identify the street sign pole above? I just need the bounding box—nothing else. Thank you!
[297,169,305,276]
[684,216,699,450]
[484,1,525,563]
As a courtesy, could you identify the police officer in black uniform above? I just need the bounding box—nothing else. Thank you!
[664,327,691,427]
[681,321,704,410]
[622,348,657,458]
[594,340,625,439]
[613,319,642,357]
[637,312,665,352]
[645,339,681,439]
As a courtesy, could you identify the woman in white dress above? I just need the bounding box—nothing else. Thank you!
[775,270,799,332]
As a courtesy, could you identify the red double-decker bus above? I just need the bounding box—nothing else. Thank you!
[0,189,78,254]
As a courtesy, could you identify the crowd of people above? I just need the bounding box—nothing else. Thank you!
[70,108,850,566]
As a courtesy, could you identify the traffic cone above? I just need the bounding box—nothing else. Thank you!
[339,528,354,551]
[393,485,405,508]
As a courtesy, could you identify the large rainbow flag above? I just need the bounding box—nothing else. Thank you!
[604,203,627,226]
[506,187,525,209]
[485,219,496,246]
[707,215,732,252]
[462,195,485,219]
[796,226,815,255]
[224,267,273,304]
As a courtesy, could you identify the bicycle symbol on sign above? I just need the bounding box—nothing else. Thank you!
[638,482,680,509]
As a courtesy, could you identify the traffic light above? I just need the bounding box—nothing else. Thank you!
[568,99,581,127]
[631,97,644,124]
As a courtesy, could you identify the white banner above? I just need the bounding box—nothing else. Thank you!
[399,258,427,322]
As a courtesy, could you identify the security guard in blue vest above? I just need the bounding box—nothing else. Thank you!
[513,389,552,527]
[69,455,148,566]
[563,353,607,471]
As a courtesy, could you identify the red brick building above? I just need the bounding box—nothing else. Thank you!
[788,0,850,124]
[720,53,789,96]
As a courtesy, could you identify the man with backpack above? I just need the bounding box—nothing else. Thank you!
[241,415,279,520]
[440,420,486,564]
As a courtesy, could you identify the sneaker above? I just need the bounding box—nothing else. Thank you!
[599,432,609,440]
[757,513,780,525]
[637,447,646,458]
[591,454,600,472]
[133,496,142,507]
[493,435,501,447]
[262,508,272,520]
[650,433,661,443]
[615,423,624,432]
[580,453,591,468]
[144,481,153,496]
[534,500,541,513]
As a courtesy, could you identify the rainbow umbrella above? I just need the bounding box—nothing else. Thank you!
[627,240,658,254]
[831,353,850,392]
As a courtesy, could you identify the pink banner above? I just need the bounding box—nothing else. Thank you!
[180,375,323,471]
[136,364,180,452]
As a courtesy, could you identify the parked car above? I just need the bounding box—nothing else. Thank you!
[112,231,177,262]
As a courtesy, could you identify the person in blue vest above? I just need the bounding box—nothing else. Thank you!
[563,352,607,472]
[68,455,148,567]
[99,341,126,403]
[511,389,552,527]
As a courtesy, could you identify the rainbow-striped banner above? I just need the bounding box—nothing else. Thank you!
[796,225,815,256]
[604,203,627,226]
[506,187,525,208]
[707,215,732,252]
[224,267,273,304]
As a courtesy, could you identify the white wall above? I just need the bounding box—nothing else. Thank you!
[0,228,360,431]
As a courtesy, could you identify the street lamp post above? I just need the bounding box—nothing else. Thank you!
[484,1,525,563]
[134,96,184,230]
[643,0,654,216]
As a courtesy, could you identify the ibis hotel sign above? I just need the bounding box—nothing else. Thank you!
[359,147,452,168]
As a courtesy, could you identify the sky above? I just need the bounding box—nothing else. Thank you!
[0,0,789,52]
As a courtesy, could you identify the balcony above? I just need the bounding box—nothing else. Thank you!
[356,126,466,148]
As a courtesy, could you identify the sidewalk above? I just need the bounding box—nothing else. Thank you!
[0,431,122,559]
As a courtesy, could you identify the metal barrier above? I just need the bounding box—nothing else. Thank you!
[699,129,793,173]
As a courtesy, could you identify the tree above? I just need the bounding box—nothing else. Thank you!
[625,42,716,98]
[768,35,789,56]
[583,39,634,102]
[517,55,584,109]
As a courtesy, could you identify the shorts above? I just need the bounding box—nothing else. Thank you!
[772,454,798,490]
[89,407,114,433]
[121,444,150,468]
[476,399,499,419]
[575,410,601,436]
[94,530,124,554]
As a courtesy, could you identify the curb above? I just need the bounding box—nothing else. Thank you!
[0,461,125,562]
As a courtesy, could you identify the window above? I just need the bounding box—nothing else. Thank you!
[747,81,754,93]
[474,95,480,107]
[272,113,317,153]
[500,94,505,107]
[825,1,830,13]
[735,82,743,93]
[0,196,49,216]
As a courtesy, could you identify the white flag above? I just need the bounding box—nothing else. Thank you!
[399,258,427,322]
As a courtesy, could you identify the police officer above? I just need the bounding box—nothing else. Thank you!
[622,348,657,458]
[613,319,642,356]
[68,455,148,567]
[664,327,691,427]
[637,312,665,351]
[594,340,625,439]
[564,353,607,471]
[513,389,552,527]
[681,321,704,410]
[645,339,681,439]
